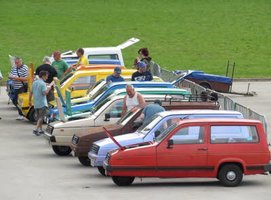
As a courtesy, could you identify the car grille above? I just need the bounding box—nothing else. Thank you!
[45,125,54,135]
[104,152,111,164]
[90,144,100,154]
[72,135,79,145]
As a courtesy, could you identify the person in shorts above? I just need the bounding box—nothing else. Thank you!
[29,71,54,136]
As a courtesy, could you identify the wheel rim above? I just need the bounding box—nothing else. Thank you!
[226,171,236,181]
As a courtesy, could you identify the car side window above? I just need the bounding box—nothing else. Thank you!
[170,126,204,144]
[107,100,123,118]
[210,125,259,144]
[71,76,96,90]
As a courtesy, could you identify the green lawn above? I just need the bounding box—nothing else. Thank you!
[0,0,270,80]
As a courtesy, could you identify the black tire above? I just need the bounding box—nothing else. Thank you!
[112,176,135,186]
[27,107,37,122]
[97,166,106,176]
[78,156,91,166]
[199,82,212,90]
[218,164,243,187]
[52,145,72,156]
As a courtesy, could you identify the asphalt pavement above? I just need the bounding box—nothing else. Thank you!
[0,82,271,200]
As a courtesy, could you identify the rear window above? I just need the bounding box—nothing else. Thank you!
[210,125,259,144]
[88,54,119,60]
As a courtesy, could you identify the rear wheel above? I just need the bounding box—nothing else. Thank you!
[218,164,243,187]
[78,156,90,166]
[112,176,135,186]
[97,166,106,176]
[52,145,71,156]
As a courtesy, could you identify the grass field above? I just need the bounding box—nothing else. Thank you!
[0,0,270,80]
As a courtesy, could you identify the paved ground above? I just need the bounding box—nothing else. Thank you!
[0,82,271,200]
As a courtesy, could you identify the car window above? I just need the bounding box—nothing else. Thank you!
[170,126,204,144]
[107,100,123,118]
[210,125,259,143]
[119,108,142,125]
[88,54,119,60]
[86,79,105,95]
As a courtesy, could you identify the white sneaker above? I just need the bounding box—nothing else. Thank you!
[16,115,24,120]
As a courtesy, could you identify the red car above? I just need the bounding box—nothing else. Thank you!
[103,118,271,187]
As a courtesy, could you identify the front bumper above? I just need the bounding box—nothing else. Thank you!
[88,152,105,167]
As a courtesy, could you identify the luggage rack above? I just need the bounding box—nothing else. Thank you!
[163,91,219,104]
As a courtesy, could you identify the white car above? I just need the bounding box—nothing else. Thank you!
[52,38,139,66]
[44,93,188,156]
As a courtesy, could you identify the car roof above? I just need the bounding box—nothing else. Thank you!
[158,110,243,117]
[113,87,188,94]
[73,69,135,75]
[177,118,261,125]
[109,81,172,87]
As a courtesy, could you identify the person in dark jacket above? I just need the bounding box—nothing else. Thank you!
[131,61,153,81]
[35,56,58,102]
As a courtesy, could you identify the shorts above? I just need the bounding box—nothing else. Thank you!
[35,107,48,121]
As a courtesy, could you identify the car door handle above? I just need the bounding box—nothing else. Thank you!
[197,148,208,151]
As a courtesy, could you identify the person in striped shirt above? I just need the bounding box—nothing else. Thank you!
[8,57,29,120]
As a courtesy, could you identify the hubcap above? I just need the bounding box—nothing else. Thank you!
[226,171,236,181]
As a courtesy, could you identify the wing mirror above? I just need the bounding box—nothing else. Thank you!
[167,139,174,149]
[104,113,110,121]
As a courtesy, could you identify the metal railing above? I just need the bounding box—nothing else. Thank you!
[159,67,268,133]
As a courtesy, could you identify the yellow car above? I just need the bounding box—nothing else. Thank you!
[18,69,136,122]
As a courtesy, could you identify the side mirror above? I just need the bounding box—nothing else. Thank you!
[154,130,161,138]
[167,139,174,149]
[133,121,143,129]
[104,113,110,121]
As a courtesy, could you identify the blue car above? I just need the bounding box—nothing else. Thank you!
[49,81,178,122]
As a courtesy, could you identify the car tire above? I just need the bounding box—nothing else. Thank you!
[112,176,135,186]
[218,164,243,187]
[27,107,37,122]
[97,166,106,176]
[52,145,71,156]
[78,156,90,166]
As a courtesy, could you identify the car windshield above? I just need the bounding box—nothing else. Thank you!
[118,108,142,126]
[155,123,179,143]
[86,79,105,95]
[136,114,163,136]
[90,83,110,100]
[89,97,111,114]
[60,72,73,85]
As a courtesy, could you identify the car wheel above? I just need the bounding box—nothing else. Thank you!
[97,166,106,176]
[52,145,71,156]
[199,82,211,89]
[27,107,37,122]
[78,156,90,166]
[112,176,135,186]
[218,164,243,187]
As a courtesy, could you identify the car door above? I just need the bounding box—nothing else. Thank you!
[94,99,123,126]
[156,124,209,178]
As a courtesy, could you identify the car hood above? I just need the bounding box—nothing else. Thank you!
[94,132,145,149]
[51,114,97,129]
[75,123,122,139]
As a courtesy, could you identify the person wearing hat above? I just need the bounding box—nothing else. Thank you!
[136,99,165,124]
[106,66,125,83]
[131,61,153,81]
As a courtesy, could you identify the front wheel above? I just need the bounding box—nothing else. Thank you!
[218,164,243,187]
[97,166,106,176]
[52,145,71,156]
[112,176,135,186]
[78,156,90,166]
